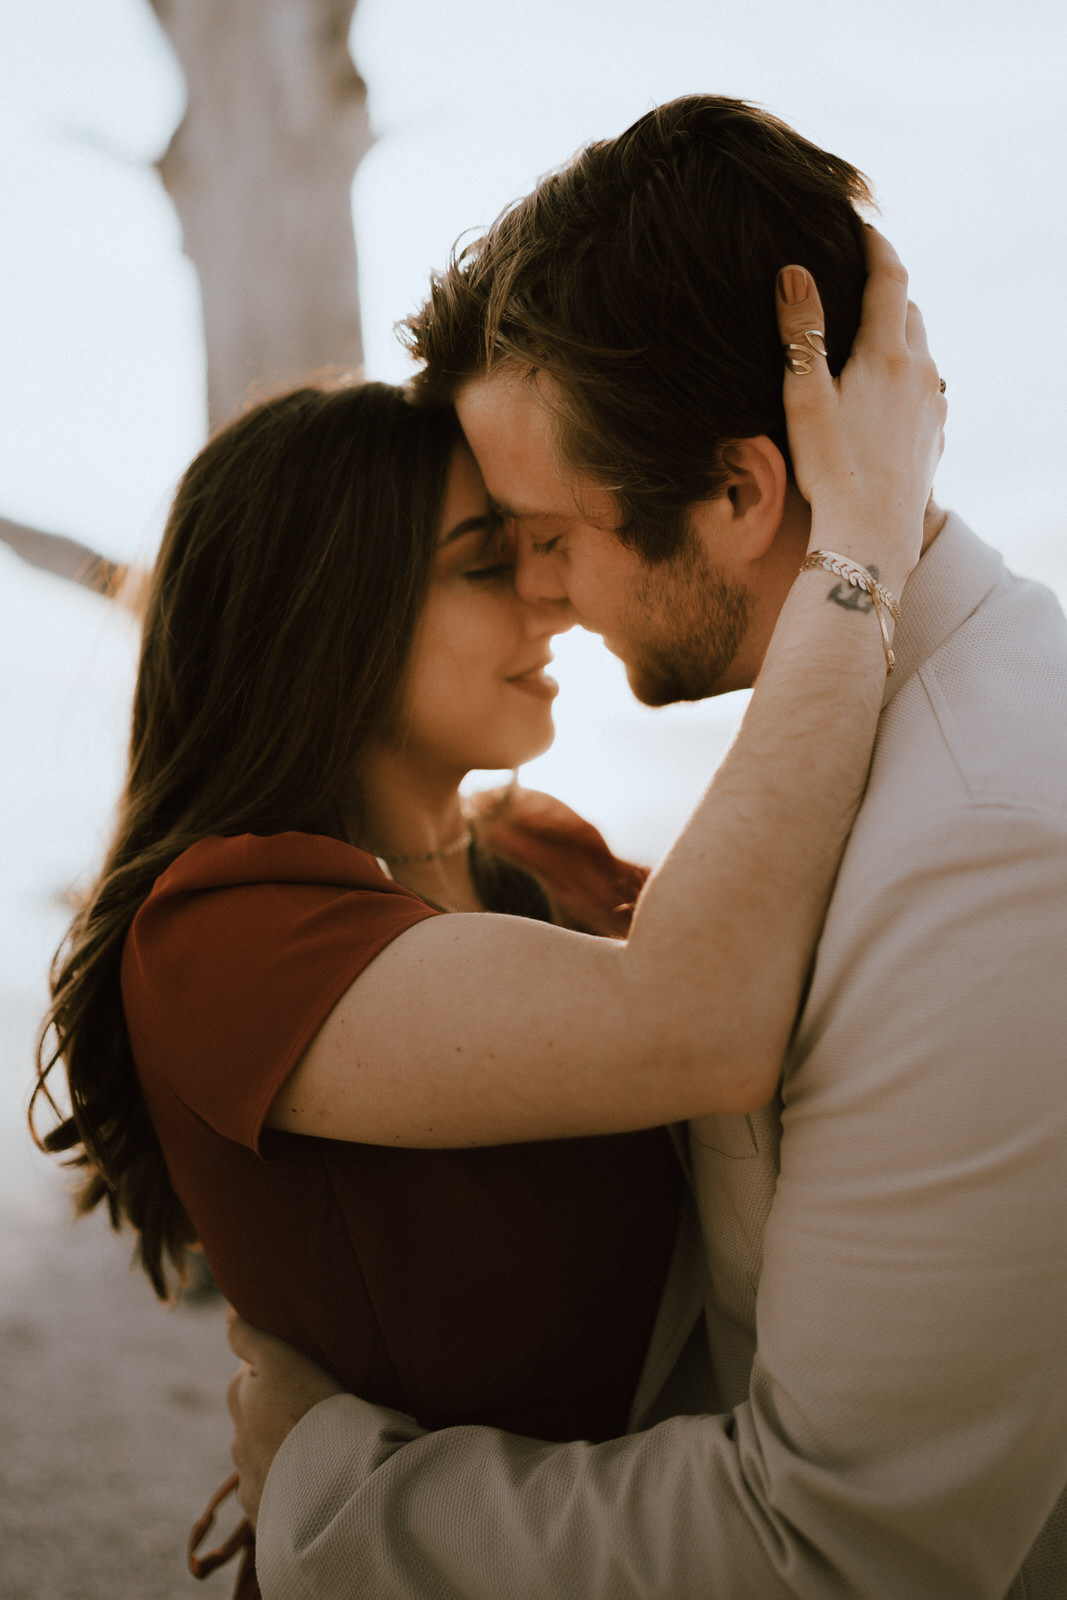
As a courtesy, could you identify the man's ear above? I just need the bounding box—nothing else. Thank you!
[691,437,788,563]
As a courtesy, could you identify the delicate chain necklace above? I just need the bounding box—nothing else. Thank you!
[375,826,473,867]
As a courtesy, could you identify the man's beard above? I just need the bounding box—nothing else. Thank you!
[624,538,751,707]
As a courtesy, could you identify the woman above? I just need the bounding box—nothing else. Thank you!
[32,242,942,1506]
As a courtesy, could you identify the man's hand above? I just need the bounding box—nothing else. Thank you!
[226,1310,344,1526]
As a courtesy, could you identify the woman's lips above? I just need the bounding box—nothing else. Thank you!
[506,668,559,700]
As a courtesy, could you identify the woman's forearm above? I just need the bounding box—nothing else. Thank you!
[620,547,898,1109]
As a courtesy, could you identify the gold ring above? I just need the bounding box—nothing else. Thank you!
[939,377,947,394]
[784,329,829,376]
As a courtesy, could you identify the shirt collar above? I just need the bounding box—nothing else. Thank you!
[881,511,1005,708]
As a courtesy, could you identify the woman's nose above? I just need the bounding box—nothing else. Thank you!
[523,594,576,639]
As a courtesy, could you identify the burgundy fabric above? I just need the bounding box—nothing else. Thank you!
[470,786,650,937]
[123,805,679,1444]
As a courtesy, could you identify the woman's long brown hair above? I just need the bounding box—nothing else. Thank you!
[30,380,462,1298]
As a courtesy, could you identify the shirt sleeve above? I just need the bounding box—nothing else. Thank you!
[253,801,1067,1599]
[123,837,441,1153]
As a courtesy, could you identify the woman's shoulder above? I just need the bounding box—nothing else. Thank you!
[149,830,403,900]
[125,830,440,1046]
[122,831,442,1151]
[469,785,649,938]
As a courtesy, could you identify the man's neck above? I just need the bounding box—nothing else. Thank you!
[920,497,949,553]
[735,495,947,693]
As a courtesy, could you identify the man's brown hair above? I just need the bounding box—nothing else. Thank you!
[405,95,873,562]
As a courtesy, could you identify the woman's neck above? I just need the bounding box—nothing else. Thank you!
[349,743,482,913]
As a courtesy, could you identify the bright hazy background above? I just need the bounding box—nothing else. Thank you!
[2,0,1066,1207]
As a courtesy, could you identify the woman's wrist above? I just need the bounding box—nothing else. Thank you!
[796,551,901,672]
[799,546,911,600]
[802,519,918,601]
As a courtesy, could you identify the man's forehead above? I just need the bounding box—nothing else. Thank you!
[457,371,572,502]
[456,370,622,535]
[456,367,556,447]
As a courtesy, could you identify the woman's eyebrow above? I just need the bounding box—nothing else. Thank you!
[440,514,493,547]
[492,501,571,525]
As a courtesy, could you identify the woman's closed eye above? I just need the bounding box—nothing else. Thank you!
[462,519,515,584]
[463,559,514,584]
[530,535,562,557]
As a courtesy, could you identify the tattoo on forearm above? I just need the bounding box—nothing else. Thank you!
[827,564,879,614]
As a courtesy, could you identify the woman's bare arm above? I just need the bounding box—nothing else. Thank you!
[269,229,945,1148]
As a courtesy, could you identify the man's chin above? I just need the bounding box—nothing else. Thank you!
[625,660,717,708]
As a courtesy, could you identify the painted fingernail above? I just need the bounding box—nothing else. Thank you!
[777,267,809,305]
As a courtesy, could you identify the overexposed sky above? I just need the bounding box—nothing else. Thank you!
[1,0,1066,855]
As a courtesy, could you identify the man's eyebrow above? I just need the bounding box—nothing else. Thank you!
[440,514,494,547]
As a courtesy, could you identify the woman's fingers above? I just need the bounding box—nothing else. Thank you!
[854,225,910,356]
[904,299,947,405]
[905,297,930,356]
[862,229,945,404]
[776,263,837,511]
[776,265,834,406]
[904,299,949,442]
[904,301,948,466]
[774,229,945,565]
[777,229,912,375]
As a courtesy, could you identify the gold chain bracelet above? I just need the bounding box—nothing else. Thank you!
[799,550,902,673]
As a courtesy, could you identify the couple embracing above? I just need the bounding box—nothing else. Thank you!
[35,97,1067,1598]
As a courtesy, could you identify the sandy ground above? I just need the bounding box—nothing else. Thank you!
[0,564,242,1598]
[0,1188,241,1600]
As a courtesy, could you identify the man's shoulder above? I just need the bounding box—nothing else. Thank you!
[795,540,1067,1084]
[810,541,1067,986]
[869,548,1067,828]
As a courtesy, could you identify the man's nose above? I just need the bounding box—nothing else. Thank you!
[513,539,565,605]
[510,539,575,634]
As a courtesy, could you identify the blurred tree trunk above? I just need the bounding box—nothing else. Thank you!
[3,0,370,595]
[148,0,371,428]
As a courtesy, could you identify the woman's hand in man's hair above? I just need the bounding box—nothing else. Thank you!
[776,225,947,592]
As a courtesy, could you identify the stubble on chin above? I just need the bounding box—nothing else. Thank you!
[625,544,751,707]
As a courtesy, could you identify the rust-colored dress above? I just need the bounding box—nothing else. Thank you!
[122,792,680,1447]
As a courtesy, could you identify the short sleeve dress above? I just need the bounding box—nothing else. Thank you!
[122,791,680,1445]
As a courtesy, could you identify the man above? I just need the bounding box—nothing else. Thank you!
[229,98,1067,1597]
